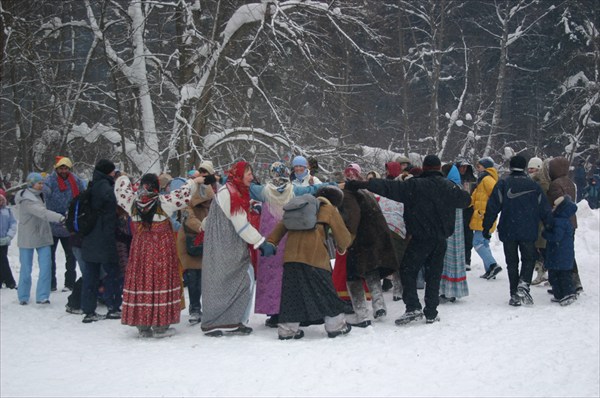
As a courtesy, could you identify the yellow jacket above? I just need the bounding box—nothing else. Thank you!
[469,167,498,232]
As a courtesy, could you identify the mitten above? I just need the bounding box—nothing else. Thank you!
[259,241,277,257]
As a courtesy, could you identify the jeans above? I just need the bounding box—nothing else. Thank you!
[17,246,52,303]
[0,245,16,287]
[82,261,121,315]
[400,238,447,320]
[186,269,202,315]
[502,240,536,295]
[50,236,77,289]
[473,231,497,271]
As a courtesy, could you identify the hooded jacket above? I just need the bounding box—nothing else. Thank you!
[469,167,498,232]
[542,197,577,270]
[548,157,577,229]
[14,188,63,249]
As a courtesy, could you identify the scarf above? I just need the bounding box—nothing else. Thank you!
[132,185,165,229]
[293,169,308,183]
[226,161,251,217]
[262,182,294,219]
[57,172,80,198]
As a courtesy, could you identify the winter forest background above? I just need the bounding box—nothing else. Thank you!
[0,0,598,182]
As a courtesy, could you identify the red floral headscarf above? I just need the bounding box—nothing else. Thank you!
[226,161,251,216]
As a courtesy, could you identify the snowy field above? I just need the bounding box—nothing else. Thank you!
[1,202,598,397]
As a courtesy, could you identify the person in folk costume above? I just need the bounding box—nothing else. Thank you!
[250,161,337,328]
[339,163,399,327]
[175,160,220,325]
[115,172,204,338]
[200,161,272,337]
[290,156,321,186]
[266,186,353,340]
[43,156,86,292]
[438,164,469,302]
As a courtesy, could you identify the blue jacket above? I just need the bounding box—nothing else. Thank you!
[43,171,86,237]
[483,171,552,242]
[0,206,17,243]
[542,197,577,270]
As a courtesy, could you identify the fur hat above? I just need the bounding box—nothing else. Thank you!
[316,185,344,208]
[199,160,215,175]
[395,156,411,165]
[292,156,308,168]
[422,155,442,171]
[94,159,116,175]
[478,157,494,169]
[54,156,73,169]
[528,157,543,170]
[26,172,43,187]
[158,173,173,190]
[509,155,527,171]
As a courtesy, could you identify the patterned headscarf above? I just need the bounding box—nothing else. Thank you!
[133,173,163,228]
[226,161,251,216]
[269,161,290,192]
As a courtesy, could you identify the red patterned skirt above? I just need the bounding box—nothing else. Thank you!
[122,220,181,327]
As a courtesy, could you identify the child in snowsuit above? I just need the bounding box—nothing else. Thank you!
[542,195,578,306]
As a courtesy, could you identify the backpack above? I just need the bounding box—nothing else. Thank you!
[65,185,97,236]
[282,194,320,230]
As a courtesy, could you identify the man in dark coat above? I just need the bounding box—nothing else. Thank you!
[482,155,552,307]
[346,155,471,325]
[81,159,121,323]
[573,160,586,202]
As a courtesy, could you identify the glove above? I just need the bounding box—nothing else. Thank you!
[0,237,10,246]
[345,180,369,191]
[259,241,277,257]
[482,230,491,240]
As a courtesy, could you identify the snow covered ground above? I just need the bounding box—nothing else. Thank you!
[1,202,599,397]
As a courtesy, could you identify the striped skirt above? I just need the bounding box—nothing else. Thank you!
[440,209,469,299]
[122,220,181,327]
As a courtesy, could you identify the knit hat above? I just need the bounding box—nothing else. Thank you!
[158,173,173,190]
[187,170,200,178]
[367,170,381,179]
[396,156,411,165]
[198,160,215,175]
[422,155,442,172]
[94,159,116,175]
[385,162,401,179]
[54,156,73,169]
[528,157,543,170]
[292,156,308,168]
[26,172,43,187]
[509,155,527,171]
[478,157,494,169]
[316,185,344,208]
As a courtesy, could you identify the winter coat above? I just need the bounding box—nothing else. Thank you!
[532,162,552,249]
[0,206,17,243]
[542,197,577,270]
[548,157,577,229]
[43,171,86,238]
[81,170,118,264]
[176,184,214,270]
[483,171,552,242]
[268,197,351,272]
[469,167,498,232]
[14,188,63,249]
[340,188,399,277]
[365,170,471,241]
[583,177,599,209]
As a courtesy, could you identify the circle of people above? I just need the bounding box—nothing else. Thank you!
[1,153,595,339]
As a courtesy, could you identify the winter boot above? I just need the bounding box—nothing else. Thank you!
[485,264,503,280]
[392,271,403,301]
[559,294,577,306]
[345,280,371,327]
[152,326,176,339]
[189,312,202,325]
[508,294,522,307]
[365,272,387,319]
[395,309,424,325]
[516,280,534,305]
[327,323,352,338]
[531,261,548,286]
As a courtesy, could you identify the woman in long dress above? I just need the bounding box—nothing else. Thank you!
[115,173,203,338]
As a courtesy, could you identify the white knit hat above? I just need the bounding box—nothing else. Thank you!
[528,157,543,170]
[199,160,215,175]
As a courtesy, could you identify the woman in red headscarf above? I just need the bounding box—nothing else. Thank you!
[200,161,271,337]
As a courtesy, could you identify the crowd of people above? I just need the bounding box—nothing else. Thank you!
[0,152,595,339]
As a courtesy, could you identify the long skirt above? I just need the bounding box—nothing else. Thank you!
[122,220,182,327]
[279,262,348,324]
[440,209,469,299]
[201,200,254,329]
[332,252,371,301]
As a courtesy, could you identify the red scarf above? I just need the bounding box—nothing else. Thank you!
[226,161,251,217]
[57,172,80,198]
